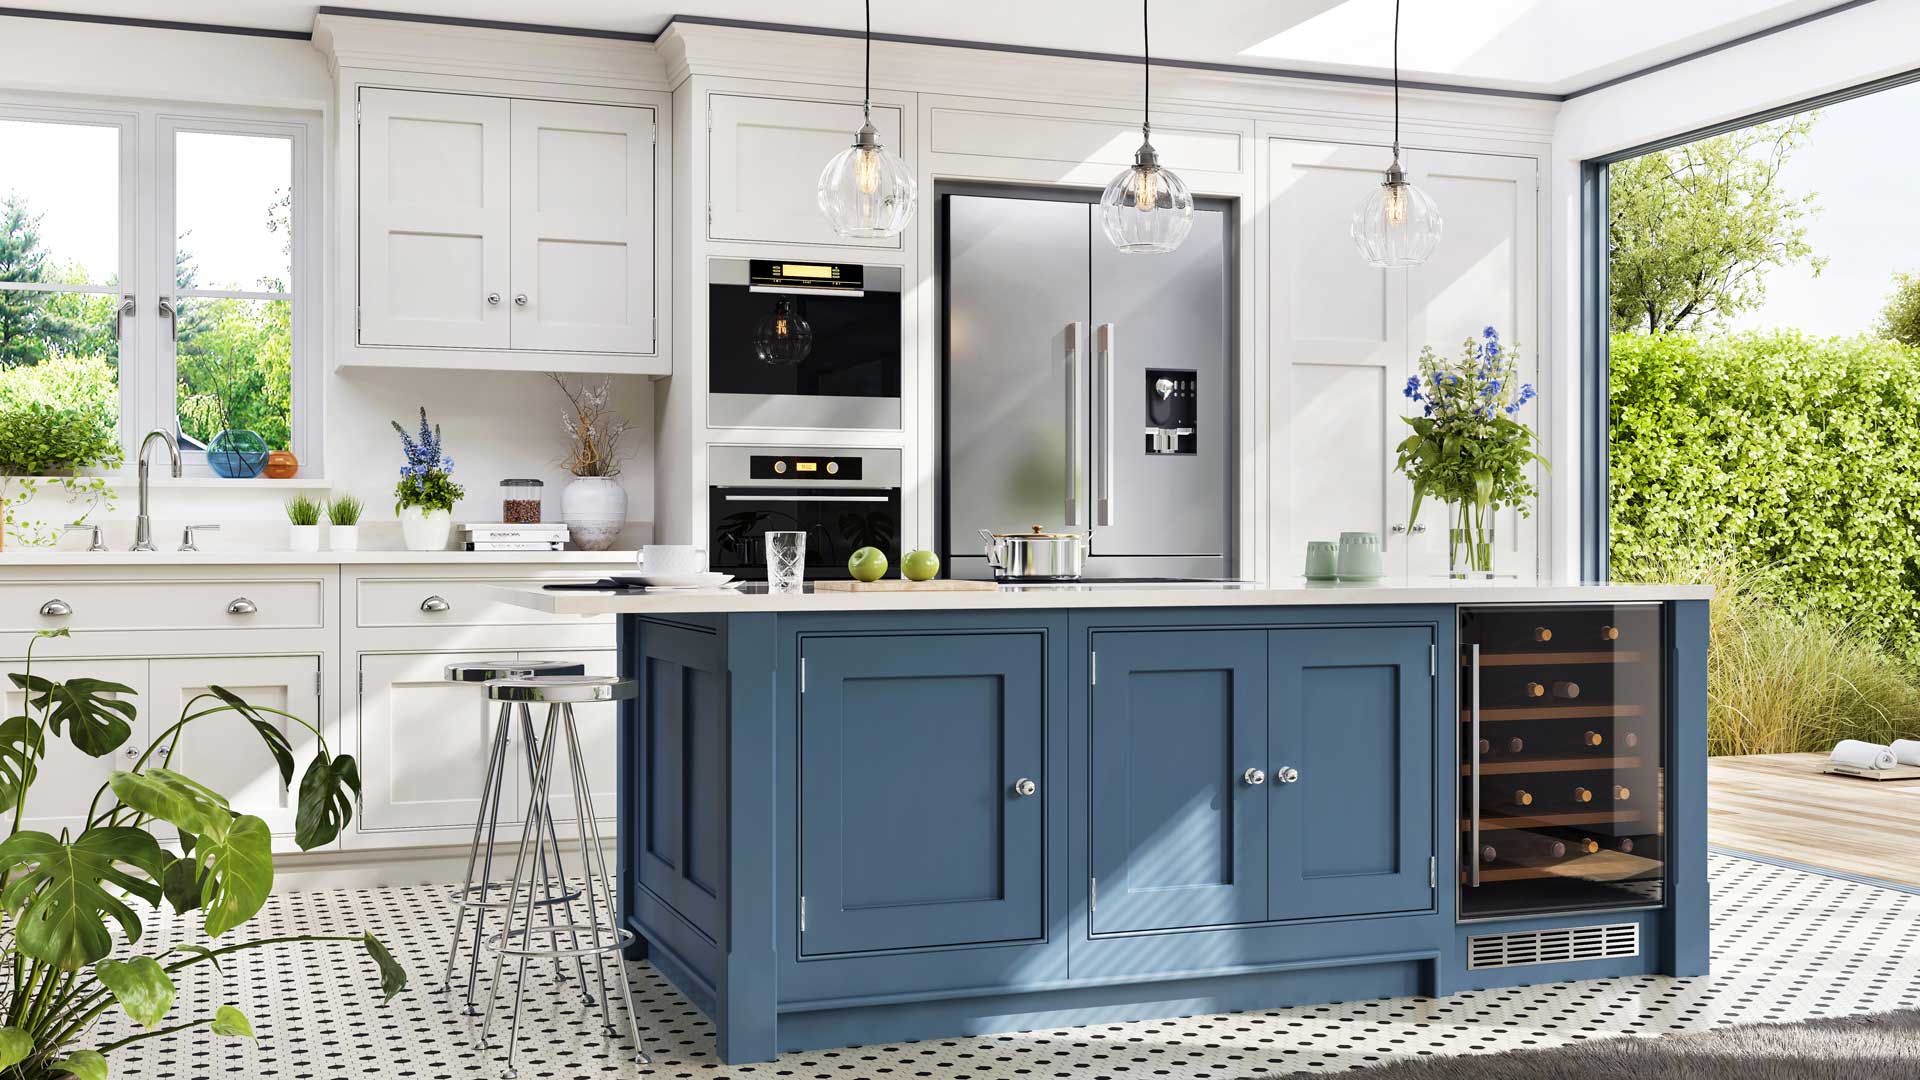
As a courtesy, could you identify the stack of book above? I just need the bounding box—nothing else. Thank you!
[461,523,571,551]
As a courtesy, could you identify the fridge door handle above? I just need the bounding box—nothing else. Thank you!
[1065,322,1085,526]
[1468,642,1483,889]
[1095,322,1115,527]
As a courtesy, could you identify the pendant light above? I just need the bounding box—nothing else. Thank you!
[753,297,813,366]
[1351,0,1441,268]
[1099,0,1193,255]
[818,0,916,239]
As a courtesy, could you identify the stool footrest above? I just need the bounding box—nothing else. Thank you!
[483,924,634,961]
[448,883,582,910]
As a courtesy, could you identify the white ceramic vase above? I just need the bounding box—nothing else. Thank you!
[288,524,321,553]
[399,506,453,552]
[329,524,360,552]
[562,475,626,551]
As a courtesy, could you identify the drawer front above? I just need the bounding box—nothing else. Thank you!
[0,579,324,633]
[356,578,601,628]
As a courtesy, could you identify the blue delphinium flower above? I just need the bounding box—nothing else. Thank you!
[1403,375,1422,400]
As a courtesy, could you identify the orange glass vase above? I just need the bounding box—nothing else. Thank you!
[264,451,299,479]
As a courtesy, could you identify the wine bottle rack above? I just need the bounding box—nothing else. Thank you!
[1461,604,1665,920]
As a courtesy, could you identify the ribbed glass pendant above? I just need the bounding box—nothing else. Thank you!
[1351,158,1442,268]
[817,0,915,239]
[1099,0,1190,255]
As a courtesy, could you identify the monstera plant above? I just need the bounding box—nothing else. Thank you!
[0,630,405,1079]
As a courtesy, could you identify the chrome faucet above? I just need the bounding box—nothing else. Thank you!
[132,429,182,551]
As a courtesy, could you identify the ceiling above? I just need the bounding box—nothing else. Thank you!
[5,0,1860,96]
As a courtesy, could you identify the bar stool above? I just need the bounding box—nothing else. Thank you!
[437,659,590,1016]
[479,673,647,1074]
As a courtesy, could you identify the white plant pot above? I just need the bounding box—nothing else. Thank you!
[288,524,321,552]
[329,525,360,552]
[561,475,627,551]
[399,506,453,552]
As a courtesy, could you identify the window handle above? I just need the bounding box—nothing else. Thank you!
[158,297,177,342]
[112,295,135,341]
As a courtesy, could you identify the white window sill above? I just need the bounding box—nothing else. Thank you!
[2,476,332,490]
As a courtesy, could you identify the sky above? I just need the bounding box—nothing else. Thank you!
[0,118,290,292]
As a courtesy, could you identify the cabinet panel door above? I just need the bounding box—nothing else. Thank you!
[517,648,616,834]
[509,100,655,354]
[148,656,321,851]
[799,632,1045,955]
[1089,630,1267,934]
[357,652,512,834]
[359,88,511,348]
[707,94,906,249]
[1267,627,1433,921]
[0,660,146,839]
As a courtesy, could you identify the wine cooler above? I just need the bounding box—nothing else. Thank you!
[1460,605,1666,920]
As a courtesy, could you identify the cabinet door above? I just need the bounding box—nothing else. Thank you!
[798,632,1044,954]
[0,660,146,838]
[508,100,655,354]
[358,88,511,348]
[1267,627,1433,921]
[517,648,616,833]
[357,652,512,834]
[707,94,906,249]
[1089,630,1267,934]
[148,656,321,851]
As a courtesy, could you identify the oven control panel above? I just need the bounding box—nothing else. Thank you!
[748,455,864,481]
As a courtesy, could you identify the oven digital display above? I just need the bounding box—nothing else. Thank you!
[748,455,861,480]
[749,259,864,292]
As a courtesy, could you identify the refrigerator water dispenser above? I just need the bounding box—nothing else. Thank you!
[1145,368,1197,454]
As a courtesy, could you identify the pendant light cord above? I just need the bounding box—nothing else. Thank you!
[1392,0,1401,157]
[863,0,872,122]
[1142,0,1152,140]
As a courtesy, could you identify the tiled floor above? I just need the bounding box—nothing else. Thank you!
[104,852,1920,1079]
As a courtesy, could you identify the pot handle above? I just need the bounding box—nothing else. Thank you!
[978,529,1004,571]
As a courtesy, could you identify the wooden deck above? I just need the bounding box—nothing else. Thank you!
[1709,752,1920,887]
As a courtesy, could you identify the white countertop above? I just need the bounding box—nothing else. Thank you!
[0,549,637,567]
[498,578,1713,616]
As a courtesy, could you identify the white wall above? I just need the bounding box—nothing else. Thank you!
[1543,1,1920,579]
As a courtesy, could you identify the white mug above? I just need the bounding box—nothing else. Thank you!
[641,545,708,576]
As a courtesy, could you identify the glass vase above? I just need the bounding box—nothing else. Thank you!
[208,429,269,478]
[1447,499,1497,579]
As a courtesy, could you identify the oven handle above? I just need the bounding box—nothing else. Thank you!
[721,494,891,503]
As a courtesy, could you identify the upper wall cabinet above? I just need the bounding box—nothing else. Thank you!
[706,94,907,250]
[351,87,666,374]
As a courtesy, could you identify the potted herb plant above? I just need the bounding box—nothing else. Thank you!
[392,407,463,552]
[1396,327,1546,578]
[285,494,321,552]
[327,494,363,552]
[549,374,631,551]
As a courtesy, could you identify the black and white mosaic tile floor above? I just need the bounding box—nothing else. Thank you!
[102,852,1920,1079]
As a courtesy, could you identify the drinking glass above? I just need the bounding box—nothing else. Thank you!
[766,531,807,593]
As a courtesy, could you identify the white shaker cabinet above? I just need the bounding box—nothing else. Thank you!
[706,93,906,250]
[355,651,514,837]
[0,659,146,839]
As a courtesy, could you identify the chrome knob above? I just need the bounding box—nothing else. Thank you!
[39,599,71,617]
[124,746,139,760]
[1242,767,1266,786]
[420,595,451,613]
[1012,777,1037,798]
[1410,524,1427,534]
[226,597,258,615]
[1275,766,1300,784]
[486,292,501,306]
[1389,524,1407,534]
[513,293,529,306]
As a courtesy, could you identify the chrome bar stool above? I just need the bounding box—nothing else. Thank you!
[437,659,591,1016]
[480,674,647,1075]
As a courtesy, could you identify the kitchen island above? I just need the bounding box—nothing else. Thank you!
[500,579,1711,1064]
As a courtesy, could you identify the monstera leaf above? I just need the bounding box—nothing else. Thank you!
[192,815,273,938]
[109,769,232,839]
[206,686,295,788]
[294,748,360,850]
[11,674,135,758]
[364,933,407,1001]
[0,714,47,810]
[96,956,176,1029]
[0,828,166,968]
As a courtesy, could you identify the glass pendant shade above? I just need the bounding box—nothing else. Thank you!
[818,120,916,239]
[1351,163,1442,269]
[1098,141,1194,255]
[753,297,813,366]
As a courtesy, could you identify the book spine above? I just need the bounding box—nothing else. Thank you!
[464,542,567,551]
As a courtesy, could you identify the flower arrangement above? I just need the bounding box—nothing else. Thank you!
[1395,326,1546,575]
[390,407,464,513]
[548,374,631,478]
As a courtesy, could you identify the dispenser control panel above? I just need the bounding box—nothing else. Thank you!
[1144,368,1197,455]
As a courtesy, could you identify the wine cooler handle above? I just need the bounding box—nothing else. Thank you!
[1468,642,1483,889]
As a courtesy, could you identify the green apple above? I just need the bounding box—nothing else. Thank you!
[902,549,940,582]
[848,546,889,582]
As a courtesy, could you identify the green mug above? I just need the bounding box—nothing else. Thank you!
[1304,541,1339,580]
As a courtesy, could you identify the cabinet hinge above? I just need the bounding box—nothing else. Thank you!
[1429,856,1436,889]
[1430,644,1436,676]
[315,669,322,696]
[1089,876,1096,913]
[799,895,806,932]
[355,101,362,124]
[705,105,712,131]
[799,657,806,693]
[1090,652,1097,686]
[358,670,364,694]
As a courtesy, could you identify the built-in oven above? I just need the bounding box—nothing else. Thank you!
[707,258,902,430]
[707,446,901,582]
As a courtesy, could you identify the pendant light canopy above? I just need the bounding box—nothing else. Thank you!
[1351,0,1441,268]
[1098,0,1193,255]
[818,0,916,239]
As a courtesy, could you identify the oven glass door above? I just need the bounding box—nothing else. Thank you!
[709,487,902,581]
[707,285,902,399]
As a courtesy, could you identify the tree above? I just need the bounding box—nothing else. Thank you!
[1608,116,1826,334]
[1876,272,1920,346]
[0,194,88,366]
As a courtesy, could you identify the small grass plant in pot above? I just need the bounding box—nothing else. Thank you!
[326,494,363,552]
[392,407,463,551]
[284,494,321,552]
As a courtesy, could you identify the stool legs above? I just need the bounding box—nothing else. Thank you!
[439,703,511,1010]
[516,702,592,1000]
[564,703,648,1061]
[481,710,560,1078]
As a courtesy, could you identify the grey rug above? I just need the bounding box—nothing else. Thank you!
[1304,1009,1920,1078]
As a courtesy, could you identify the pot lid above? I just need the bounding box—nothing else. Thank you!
[987,525,1083,539]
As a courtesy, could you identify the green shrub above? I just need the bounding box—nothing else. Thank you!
[0,352,121,474]
[1610,331,1920,658]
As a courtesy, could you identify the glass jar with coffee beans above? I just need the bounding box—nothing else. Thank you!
[500,478,545,524]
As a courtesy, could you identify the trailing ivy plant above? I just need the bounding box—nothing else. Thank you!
[0,629,406,1079]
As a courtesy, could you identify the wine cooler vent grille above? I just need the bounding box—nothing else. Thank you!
[1466,923,1639,970]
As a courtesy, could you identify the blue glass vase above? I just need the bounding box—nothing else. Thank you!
[208,429,270,479]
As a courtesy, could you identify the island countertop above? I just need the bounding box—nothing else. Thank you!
[496,577,1711,616]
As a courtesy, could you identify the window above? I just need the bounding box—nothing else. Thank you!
[0,98,318,476]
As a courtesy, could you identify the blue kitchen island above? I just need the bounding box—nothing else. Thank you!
[503,580,1711,1064]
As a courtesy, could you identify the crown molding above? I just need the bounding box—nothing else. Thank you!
[311,12,668,91]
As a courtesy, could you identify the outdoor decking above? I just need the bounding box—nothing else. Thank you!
[1709,752,1920,888]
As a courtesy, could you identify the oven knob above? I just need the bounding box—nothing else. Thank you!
[774,460,787,474]
[826,461,839,475]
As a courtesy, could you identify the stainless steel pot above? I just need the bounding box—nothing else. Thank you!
[980,526,1089,580]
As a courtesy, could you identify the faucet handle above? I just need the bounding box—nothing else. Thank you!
[64,524,107,552]
[180,524,220,552]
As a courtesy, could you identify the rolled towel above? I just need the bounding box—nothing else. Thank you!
[1892,739,1920,767]
[1832,739,1898,771]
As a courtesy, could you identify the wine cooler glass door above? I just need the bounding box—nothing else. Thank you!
[1460,605,1666,920]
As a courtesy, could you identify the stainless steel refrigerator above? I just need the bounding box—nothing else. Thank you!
[941,190,1233,579]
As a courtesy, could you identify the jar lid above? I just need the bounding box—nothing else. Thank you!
[501,478,545,487]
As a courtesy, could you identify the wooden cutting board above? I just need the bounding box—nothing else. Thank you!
[812,579,998,592]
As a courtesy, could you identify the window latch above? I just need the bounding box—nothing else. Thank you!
[157,296,177,342]
[112,295,135,341]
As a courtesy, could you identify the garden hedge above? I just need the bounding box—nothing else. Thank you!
[1610,331,1920,657]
